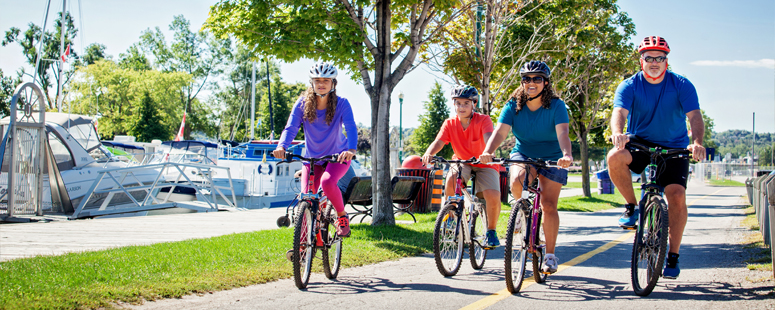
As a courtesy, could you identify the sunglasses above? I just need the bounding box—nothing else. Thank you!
[642,56,667,63]
[521,76,545,84]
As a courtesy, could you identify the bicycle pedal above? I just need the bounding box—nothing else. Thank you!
[620,225,637,230]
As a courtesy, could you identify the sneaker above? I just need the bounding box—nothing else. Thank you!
[336,216,351,237]
[542,254,559,274]
[618,204,639,229]
[663,253,680,279]
[485,230,500,248]
[444,214,457,231]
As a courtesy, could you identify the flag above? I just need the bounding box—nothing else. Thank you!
[174,113,186,141]
[61,44,70,63]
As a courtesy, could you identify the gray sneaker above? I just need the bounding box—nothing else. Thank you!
[542,255,559,274]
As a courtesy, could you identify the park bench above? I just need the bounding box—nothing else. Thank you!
[346,175,425,223]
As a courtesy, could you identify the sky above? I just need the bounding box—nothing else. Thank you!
[1,0,773,133]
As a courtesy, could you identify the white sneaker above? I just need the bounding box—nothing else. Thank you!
[542,254,559,274]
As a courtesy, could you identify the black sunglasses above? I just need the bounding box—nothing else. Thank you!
[521,76,545,84]
[642,56,667,63]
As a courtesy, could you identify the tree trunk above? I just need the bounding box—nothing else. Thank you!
[580,133,591,197]
[369,0,395,226]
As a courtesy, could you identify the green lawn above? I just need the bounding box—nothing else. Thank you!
[708,179,746,187]
[0,194,627,309]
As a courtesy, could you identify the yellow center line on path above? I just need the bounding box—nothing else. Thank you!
[459,187,728,310]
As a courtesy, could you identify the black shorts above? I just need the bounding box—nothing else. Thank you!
[627,138,690,189]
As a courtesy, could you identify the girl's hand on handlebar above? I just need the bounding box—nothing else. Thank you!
[338,150,356,163]
[557,155,573,168]
[273,147,286,160]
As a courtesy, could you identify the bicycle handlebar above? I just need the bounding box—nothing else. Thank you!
[279,153,344,164]
[625,141,692,158]
[485,157,559,168]
[431,156,480,165]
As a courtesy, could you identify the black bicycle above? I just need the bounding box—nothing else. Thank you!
[624,139,691,296]
[278,153,345,289]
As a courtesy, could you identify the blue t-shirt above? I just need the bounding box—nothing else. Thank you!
[613,71,700,148]
[498,98,569,160]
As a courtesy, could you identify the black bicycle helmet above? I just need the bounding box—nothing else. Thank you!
[519,60,551,79]
[450,85,479,102]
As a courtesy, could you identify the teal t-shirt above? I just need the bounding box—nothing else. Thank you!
[498,98,569,160]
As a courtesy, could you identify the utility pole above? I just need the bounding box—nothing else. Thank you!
[398,91,404,161]
[250,62,256,140]
[752,112,755,177]
[266,60,274,140]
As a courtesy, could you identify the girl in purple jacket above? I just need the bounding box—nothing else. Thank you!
[273,62,358,237]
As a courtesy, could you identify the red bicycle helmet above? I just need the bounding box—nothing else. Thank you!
[638,36,670,54]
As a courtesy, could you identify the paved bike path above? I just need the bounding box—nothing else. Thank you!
[130,183,774,309]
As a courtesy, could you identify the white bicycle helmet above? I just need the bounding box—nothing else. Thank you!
[309,61,338,79]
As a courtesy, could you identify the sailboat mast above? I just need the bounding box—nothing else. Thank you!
[57,0,67,112]
[250,62,256,141]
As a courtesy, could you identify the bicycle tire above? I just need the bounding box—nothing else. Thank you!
[293,201,315,289]
[532,210,548,283]
[631,195,669,296]
[505,199,529,293]
[322,205,342,279]
[469,203,488,270]
[433,202,464,277]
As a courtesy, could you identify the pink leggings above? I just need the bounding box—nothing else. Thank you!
[301,161,351,213]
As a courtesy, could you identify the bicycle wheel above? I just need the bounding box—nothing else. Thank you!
[532,210,547,283]
[504,199,529,293]
[293,201,315,289]
[322,205,342,279]
[433,202,464,277]
[631,195,669,296]
[469,202,488,270]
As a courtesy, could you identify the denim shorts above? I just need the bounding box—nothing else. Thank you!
[509,152,568,186]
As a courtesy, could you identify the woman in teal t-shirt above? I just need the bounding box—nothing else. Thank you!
[480,60,573,275]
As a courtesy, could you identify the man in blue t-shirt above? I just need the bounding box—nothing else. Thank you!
[608,36,706,279]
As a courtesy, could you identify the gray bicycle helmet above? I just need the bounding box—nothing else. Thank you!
[519,60,551,79]
[450,85,479,102]
[309,61,338,79]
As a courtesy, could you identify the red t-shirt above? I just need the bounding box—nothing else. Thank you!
[436,113,497,171]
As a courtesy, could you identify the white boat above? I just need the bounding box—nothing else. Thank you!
[0,113,166,214]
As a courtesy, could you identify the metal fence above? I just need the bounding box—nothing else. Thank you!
[745,172,775,278]
[691,163,774,183]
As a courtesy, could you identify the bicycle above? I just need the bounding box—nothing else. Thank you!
[487,157,558,293]
[623,138,691,296]
[278,153,346,289]
[431,156,491,277]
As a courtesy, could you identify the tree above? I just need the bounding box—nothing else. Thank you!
[133,92,170,142]
[2,12,79,109]
[407,81,453,158]
[427,0,549,116]
[82,43,107,65]
[540,0,636,197]
[207,0,462,225]
[68,59,192,140]
[0,69,23,117]
[138,15,230,139]
[697,109,716,149]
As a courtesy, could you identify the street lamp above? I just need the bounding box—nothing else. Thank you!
[398,91,404,162]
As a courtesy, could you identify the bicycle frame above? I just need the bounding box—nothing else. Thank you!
[443,159,481,246]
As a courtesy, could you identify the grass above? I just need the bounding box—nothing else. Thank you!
[740,206,772,273]
[0,194,629,309]
[708,179,746,187]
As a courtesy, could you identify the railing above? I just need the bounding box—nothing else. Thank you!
[691,163,775,183]
[745,172,775,278]
[71,162,237,219]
